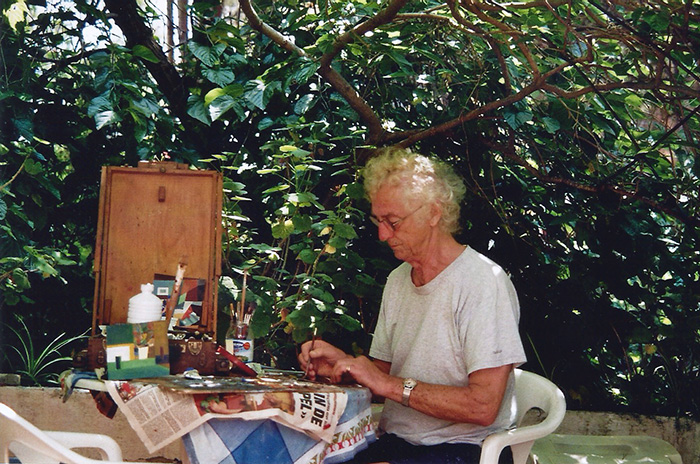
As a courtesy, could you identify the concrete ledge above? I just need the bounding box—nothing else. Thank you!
[532,433,683,464]
[0,374,21,386]
[0,386,184,462]
[555,411,699,464]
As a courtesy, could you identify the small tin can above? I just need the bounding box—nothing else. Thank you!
[232,338,254,363]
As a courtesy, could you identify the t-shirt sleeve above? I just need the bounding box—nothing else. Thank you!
[459,268,526,375]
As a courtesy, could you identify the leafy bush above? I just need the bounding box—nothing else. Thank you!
[1,0,699,421]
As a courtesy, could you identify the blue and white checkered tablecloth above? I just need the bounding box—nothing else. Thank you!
[183,385,376,464]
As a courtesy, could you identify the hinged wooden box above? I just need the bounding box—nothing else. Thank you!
[79,161,227,375]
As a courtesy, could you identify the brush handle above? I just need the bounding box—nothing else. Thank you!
[164,257,187,327]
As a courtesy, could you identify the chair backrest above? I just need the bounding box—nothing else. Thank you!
[513,369,566,428]
[479,369,567,464]
[0,402,121,464]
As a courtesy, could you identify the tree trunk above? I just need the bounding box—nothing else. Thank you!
[104,0,189,122]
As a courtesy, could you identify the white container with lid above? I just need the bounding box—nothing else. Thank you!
[127,283,163,323]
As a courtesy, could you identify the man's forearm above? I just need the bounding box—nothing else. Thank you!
[375,364,513,426]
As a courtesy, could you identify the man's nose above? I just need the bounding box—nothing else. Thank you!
[377,222,393,241]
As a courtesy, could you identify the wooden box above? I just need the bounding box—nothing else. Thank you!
[82,161,226,374]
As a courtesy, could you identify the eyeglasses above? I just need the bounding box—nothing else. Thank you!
[369,204,426,232]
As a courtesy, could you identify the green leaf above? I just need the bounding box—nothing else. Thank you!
[209,95,238,121]
[388,50,413,70]
[542,117,561,134]
[290,59,320,85]
[224,180,247,194]
[87,95,111,117]
[243,80,267,110]
[333,223,357,239]
[344,182,365,200]
[299,248,316,264]
[287,192,318,206]
[23,159,43,176]
[5,0,28,31]
[258,117,275,130]
[203,68,236,87]
[186,95,211,125]
[292,214,313,232]
[188,42,226,67]
[271,219,294,239]
[204,88,228,106]
[134,119,147,142]
[336,313,362,332]
[262,184,290,194]
[131,96,160,117]
[88,95,121,129]
[249,310,273,338]
[132,45,159,63]
[624,94,643,107]
[94,110,121,130]
[643,10,670,32]
[35,260,57,277]
[504,110,532,130]
[294,94,316,115]
[11,268,30,290]
[13,118,33,141]
[307,286,335,303]
[329,236,347,249]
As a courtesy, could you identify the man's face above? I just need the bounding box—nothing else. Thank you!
[370,184,431,263]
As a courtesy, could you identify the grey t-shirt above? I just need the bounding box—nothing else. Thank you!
[369,246,527,445]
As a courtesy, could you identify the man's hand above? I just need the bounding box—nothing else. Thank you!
[329,355,394,397]
[298,339,350,381]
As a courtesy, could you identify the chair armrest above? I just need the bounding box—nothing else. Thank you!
[479,422,551,464]
[44,431,123,461]
[480,386,567,464]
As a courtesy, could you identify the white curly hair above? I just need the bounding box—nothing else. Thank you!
[362,147,466,235]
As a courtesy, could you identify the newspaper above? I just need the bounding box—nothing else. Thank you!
[104,376,348,453]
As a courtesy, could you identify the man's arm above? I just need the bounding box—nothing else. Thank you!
[301,340,511,426]
[402,365,513,425]
[335,360,513,426]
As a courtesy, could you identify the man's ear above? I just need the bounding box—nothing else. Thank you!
[429,203,442,227]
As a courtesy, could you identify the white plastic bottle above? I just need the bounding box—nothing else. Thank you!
[127,283,163,323]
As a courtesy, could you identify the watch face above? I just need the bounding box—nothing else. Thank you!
[404,378,417,388]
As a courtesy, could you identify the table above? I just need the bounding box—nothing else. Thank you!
[183,384,374,464]
[71,373,376,464]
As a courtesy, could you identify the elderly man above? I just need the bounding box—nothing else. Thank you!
[299,148,526,464]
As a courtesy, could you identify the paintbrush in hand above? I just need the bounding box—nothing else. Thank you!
[304,327,318,379]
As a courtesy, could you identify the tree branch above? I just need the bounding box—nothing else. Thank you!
[488,137,700,227]
[103,0,189,122]
[319,0,411,67]
[239,0,386,143]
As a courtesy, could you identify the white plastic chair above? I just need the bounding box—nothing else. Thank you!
[480,369,567,464]
[0,402,141,464]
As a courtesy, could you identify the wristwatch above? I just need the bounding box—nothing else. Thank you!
[401,378,417,407]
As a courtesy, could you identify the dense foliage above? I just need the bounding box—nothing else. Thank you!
[1,0,698,420]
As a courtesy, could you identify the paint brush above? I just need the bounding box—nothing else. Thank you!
[304,326,318,379]
[164,256,188,328]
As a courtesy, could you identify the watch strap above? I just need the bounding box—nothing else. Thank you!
[401,378,417,407]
